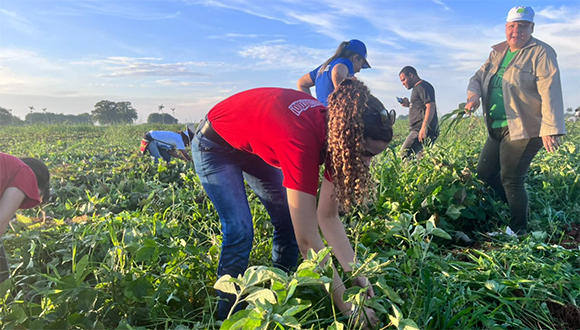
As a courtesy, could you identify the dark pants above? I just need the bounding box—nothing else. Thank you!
[0,245,9,283]
[476,127,543,234]
[400,129,438,159]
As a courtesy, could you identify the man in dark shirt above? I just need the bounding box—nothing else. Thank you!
[398,66,439,159]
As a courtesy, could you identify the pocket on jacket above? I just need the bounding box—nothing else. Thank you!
[510,63,536,91]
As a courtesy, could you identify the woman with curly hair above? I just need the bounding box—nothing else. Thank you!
[191,79,393,324]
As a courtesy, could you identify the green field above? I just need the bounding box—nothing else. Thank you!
[1,119,579,330]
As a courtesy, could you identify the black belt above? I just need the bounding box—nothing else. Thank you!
[198,118,229,146]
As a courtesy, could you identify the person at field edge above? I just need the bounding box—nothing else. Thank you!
[465,5,566,236]
[398,66,439,159]
[191,79,394,326]
[141,127,194,163]
[297,39,371,105]
[0,152,50,283]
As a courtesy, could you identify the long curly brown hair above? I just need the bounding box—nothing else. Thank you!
[326,79,393,211]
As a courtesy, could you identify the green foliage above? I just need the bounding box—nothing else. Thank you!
[0,107,24,126]
[147,113,179,124]
[0,122,578,329]
[92,100,138,125]
[24,111,93,125]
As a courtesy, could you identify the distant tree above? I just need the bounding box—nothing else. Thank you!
[171,107,176,119]
[91,100,138,125]
[42,108,50,124]
[147,113,178,124]
[67,113,93,124]
[25,112,47,124]
[0,107,24,126]
[158,104,165,124]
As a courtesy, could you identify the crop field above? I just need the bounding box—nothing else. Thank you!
[0,118,579,330]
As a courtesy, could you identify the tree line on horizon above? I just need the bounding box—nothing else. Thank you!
[0,101,179,126]
[2,101,578,127]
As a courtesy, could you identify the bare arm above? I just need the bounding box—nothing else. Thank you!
[0,187,26,237]
[542,135,561,153]
[286,188,350,312]
[318,178,375,297]
[317,178,355,271]
[297,73,315,95]
[178,149,192,161]
[419,102,436,142]
[331,64,349,89]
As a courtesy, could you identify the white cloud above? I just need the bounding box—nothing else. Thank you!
[432,0,451,11]
[156,79,214,86]
[71,1,181,20]
[0,9,37,35]
[74,57,213,78]
[238,43,329,70]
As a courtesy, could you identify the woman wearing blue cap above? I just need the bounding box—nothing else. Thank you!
[297,39,371,105]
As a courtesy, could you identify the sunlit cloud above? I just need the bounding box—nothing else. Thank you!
[156,79,214,86]
[238,43,329,70]
[74,57,213,78]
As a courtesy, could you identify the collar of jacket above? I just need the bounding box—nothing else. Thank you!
[491,36,538,53]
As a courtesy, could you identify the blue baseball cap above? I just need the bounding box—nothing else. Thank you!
[345,39,371,69]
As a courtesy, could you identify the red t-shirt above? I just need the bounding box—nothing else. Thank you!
[0,153,42,209]
[208,88,328,196]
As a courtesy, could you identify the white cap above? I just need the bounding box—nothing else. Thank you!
[507,6,534,22]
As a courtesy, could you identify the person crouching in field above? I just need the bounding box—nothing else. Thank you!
[140,128,194,163]
[191,78,394,327]
[0,152,50,283]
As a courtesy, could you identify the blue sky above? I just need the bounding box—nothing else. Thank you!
[1,0,579,124]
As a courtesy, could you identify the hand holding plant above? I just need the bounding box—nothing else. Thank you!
[352,276,375,298]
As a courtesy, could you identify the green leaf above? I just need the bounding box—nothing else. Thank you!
[135,245,159,263]
[242,266,271,287]
[445,205,465,220]
[296,269,320,279]
[431,228,452,240]
[215,275,239,295]
[244,288,277,305]
[327,321,346,330]
[400,319,420,330]
[74,254,91,285]
[376,280,404,304]
[282,298,311,317]
[484,280,499,292]
[123,276,154,301]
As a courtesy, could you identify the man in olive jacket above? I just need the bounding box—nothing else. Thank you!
[465,5,565,236]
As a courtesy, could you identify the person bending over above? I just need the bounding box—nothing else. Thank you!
[191,79,394,326]
[1,152,50,283]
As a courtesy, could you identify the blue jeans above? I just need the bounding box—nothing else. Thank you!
[191,130,299,320]
[146,134,172,163]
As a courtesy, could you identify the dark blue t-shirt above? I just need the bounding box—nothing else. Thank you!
[309,58,354,106]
